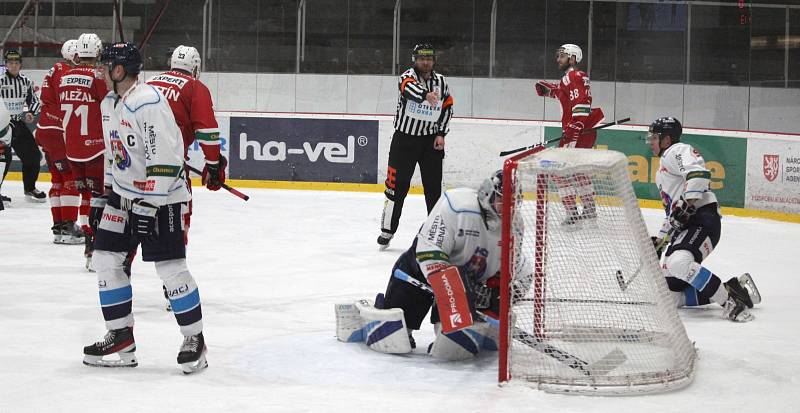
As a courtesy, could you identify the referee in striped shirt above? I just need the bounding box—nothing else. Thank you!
[0,50,44,202]
[378,43,454,248]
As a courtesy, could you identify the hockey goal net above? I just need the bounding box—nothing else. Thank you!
[498,147,696,395]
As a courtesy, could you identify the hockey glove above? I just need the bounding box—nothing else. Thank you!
[564,120,585,147]
[201,155,227,191]
[535,80,557,98]
[130,200,158,242]
[651,236,669,257]
[669,196,696,232]
[88,193,108,234]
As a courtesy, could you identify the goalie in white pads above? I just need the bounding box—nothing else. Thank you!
[648,117,761,322]
[337,170,531,360]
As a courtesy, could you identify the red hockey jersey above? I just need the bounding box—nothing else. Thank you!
[554,68,604,148]
[146,70,220,162]
[59,65,108,161]
[37,61,70,130]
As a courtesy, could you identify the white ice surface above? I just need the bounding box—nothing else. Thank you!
[1,180,798,412]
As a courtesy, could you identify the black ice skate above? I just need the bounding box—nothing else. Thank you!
[83,327,137,367]
[722,273,761,322]
[60,221,85,245]
[377,231,393,251]
[24,188,47,203]
[178,332,208,374]
[51,224,63,244]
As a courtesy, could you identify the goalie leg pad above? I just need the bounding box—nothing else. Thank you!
[428,321,497,361]
[355,299,412,354]
[428,266,473,334]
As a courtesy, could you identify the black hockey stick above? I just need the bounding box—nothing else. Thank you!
[391,269,626,376]
[185,164,250,201]
[499,117,631,157]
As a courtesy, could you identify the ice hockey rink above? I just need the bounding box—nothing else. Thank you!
[1,179,798,412]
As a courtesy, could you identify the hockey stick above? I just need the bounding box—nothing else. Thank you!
[185,164,250,201]
[499,117,631,157]
[391,269,626,376]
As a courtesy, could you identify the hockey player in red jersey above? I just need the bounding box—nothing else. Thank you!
[535,44,604,225]
[35,39,85,245]
[60,33,109,268]
[146,45,224,243]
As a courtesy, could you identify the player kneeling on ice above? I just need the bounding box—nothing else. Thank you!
[337,170,531,360]
[648,117,761,322]
[82,43,207,373]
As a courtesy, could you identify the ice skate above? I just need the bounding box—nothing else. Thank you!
[722,274,760,322]
[24,189,47,203]
[377,231,393,251]
[60,221,85,245]
[83,327,137,367]
[178,332,208,374]
[51,224,63,244]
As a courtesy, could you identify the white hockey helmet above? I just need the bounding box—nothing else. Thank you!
[61,39,79,63]
[171,45,201,78]
[77,33,102,59]
[557,43,583,63]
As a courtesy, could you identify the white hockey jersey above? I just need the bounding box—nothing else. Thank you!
[415,188,528,284]
[655,142,718,238]
[100,83,190,206]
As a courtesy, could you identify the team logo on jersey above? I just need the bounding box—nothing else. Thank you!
[763,154,779,182]
[110,131,131,170]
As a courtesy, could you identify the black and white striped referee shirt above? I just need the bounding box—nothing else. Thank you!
[393,67,453,136]
[0,67,40,122]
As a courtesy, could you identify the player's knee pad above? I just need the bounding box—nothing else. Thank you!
[665,250,714,291]
[92,250,127,275]
[428,321,497,361]
[155,259,195,291]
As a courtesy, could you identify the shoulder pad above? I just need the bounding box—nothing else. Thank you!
[123,84,162,113]
[442,188,481,215]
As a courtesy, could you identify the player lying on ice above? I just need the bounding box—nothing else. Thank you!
[647,117,761,322]
[337,170,531,360]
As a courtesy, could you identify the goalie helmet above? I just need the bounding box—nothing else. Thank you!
[557,43,582,63]
[478,170,504,231]
[61,39,78,63]
[171,45,202,78]
[412,43,436,62]
[77,33,102,58]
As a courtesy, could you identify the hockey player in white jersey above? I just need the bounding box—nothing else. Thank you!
[337,170,531,360]
[82,42,207,373]
[648,117,761,322]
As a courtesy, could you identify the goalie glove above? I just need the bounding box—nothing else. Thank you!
[534,80,557,98]
[669,196,696,231]
[201,155,227,191]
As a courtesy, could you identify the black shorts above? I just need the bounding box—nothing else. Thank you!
[94,192,187,262]
[665,203,720,263]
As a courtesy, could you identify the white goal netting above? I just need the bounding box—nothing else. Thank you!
[498,147,696,395]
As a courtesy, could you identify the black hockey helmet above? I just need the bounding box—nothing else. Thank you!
[649,117,682,142]
[100,42,142,76]
[412,43,436,62]
[3,49,22,63]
